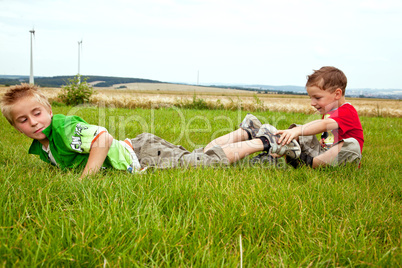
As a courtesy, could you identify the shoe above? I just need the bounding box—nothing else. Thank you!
[250,152,278,166]
[285,155,300,169]
[239,113,262,139]
[256,124,301,159]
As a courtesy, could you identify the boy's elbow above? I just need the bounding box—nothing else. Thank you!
[105,132,114,147]
[324,118,339,130]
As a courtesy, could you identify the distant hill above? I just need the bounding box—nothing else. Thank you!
[0,75,162,88]
[203,83,402,99]
[204,84,307,95]
[1,75,400,99]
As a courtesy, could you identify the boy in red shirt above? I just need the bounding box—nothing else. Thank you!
[205,66,363,168]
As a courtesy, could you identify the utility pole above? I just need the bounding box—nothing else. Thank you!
[78,40,82,83]
[29,29,35,84]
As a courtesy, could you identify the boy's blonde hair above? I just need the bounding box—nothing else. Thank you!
[1,83,51,125]
[306,66,347,95]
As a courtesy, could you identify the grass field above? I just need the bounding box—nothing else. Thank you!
[0,99,401,267]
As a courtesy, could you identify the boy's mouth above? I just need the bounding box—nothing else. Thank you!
[34,127,44,134]
[316,107,325,114]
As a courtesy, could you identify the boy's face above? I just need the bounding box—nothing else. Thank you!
[306,86,342,115]
[10,96,53,144]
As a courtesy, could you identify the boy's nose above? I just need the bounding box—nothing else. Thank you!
[30,117,38,126]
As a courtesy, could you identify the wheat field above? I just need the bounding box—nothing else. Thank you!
[0,84,400,117]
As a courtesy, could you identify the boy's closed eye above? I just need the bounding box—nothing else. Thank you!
[17,117,27,123]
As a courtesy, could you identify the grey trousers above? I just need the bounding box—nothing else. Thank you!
[131,133,229,169]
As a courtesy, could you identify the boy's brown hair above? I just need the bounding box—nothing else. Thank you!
[0,83,51,125]
[306,66,347,95]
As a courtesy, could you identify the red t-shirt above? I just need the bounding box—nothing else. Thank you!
[327,103,364,153]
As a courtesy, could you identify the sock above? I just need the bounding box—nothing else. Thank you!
[286,155,300,169]
[286,153,314,168]
[244,129,252,140]
[258,136,271,152]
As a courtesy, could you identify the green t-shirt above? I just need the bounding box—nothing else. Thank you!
[29,114,134,171]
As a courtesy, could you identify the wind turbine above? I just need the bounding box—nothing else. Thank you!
[78,40,82,83]
[29,29,35,84]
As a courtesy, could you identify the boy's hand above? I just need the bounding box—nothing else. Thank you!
[275,119,338,147]
[275,127,301,145]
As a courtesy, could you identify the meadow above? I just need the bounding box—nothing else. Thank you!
[0,87,401,266]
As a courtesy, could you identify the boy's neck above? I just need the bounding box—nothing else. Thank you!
[39,138,50,149]
[335,96,346,109]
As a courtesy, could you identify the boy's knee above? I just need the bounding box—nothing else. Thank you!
[336,138,361,166]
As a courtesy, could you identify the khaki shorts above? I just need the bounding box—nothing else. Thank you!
[131,133,229,169]
[298,134,362,166]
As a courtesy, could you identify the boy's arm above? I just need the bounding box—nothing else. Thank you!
[276,118,339,145]
[80,132,114,179]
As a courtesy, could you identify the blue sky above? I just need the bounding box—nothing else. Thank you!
[1,0,401,89]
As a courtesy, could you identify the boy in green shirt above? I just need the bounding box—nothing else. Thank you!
[1,84,300,178]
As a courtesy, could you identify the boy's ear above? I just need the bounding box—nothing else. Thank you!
[334,88,343,99]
